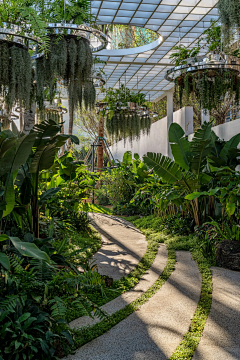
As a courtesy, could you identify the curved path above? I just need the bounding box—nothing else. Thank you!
[89,213,147,280]
[66,251,202,360]
[193,267,240,360]
[70,243,168,329]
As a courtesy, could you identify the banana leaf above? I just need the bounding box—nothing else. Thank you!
[143,152,182,184]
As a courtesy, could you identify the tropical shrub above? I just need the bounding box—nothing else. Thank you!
[0,297,73,360]
[144,121,240,226]
[96,152,150,214]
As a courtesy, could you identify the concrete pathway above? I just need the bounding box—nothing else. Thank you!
[193,267,240,360]
[69,243,168,329]
[66,251,201,360]
[89,213,147,280]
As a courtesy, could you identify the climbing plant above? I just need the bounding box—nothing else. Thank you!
[0,42,33,109]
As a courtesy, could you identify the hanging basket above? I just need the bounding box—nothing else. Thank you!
[166,53,240,111]
[106,109,152,145]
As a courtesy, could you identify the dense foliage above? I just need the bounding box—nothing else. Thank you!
[0,120,110,359]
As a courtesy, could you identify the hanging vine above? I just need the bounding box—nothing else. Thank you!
[36,109,60,124]
[36,36,95,112]
[218,0,240,43]
[106,111,151,145]
[0,42,33,109]
[174,69,240,112]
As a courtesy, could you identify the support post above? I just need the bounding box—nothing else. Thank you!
[167,88,174,158]
[97,115,104,171]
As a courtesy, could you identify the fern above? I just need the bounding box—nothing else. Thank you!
[0,295,27,312]
[10,254,24,274]
[49,296,67,320]
[30,259,56,282]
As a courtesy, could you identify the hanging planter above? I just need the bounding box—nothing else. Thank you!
[0,41,33,110]
[102,84,152,144]
[36,36,94,110]
[35,23,107,111]
[165,53,240,111]
[36,101,68,124]
[106,110,151,144]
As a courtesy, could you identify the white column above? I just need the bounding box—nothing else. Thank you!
[167,88,174,158]
[201,109,210,124]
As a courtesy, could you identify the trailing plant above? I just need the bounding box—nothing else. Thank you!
[218,0,240,43]
[36,37,94,112]
[0,42,33,109]
[175,69,240,111]
[37,109,60,124]
[106,111,151,144]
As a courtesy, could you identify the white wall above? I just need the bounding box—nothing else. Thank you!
[110,107,193,161]
[188,118,240,142]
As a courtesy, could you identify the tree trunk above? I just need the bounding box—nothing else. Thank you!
[23,103,36,134]
[59,100,65,156]
[97,115,104,171]
[67,99,73,148]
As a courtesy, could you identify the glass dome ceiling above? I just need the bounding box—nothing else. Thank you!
[92,0,219,101]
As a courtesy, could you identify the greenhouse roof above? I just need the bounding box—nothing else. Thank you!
[93,0,219,101]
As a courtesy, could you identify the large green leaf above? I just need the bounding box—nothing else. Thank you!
[0,133,36,177]
[31,119,61,148]
[169,123,190,170]
[226,202,235,217]
[0,253,10,270]
[122,151,132,166]
[29,135,68,174]
[189,122,212,176]
[2,173,15,218]
[143,152,182,184]
[9,237,50,263]
[220,133,240,162]
[39,187,60,205]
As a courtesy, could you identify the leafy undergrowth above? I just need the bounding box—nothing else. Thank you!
[78,203,113,215]
[58,227,102,261]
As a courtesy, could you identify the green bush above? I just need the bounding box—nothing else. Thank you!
[0,298,73,360]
